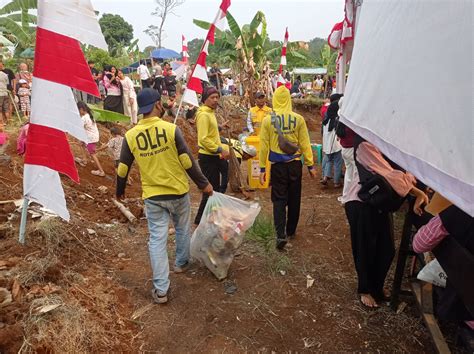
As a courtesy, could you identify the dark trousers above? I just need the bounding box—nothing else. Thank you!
[141,79,150,88]
[218,159,229,193]
[153,77,163,94]
[270,161,302,240]
[344,201,395,299]
[194,154,221,225]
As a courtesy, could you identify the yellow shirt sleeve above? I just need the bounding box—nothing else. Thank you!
[297,115,314,167]
[259,115,271,170]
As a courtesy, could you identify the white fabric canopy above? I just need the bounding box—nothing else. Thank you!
[339,0,473,216]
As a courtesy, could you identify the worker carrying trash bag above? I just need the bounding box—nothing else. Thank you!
[190,192,261,280]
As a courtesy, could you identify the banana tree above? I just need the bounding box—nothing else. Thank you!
[194,11,307,106]
[0,0,37,51]
[316,44,338,76]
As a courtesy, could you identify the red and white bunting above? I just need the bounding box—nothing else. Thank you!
[278,28,289,74]
[23,0,106,221]
[182,0,231,107]
[182,35,189,63]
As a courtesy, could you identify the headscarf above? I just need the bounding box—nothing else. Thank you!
[324,94,343,132]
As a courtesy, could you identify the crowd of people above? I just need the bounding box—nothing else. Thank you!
[2,57,471,343]
[109,75,472,344]
[0,61,33,129]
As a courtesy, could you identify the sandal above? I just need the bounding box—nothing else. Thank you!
[91,170,105,177]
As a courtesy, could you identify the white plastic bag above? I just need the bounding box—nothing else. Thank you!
[417,259,447,288]
[190,192,261,280]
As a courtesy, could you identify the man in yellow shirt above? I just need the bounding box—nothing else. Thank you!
[194,86,230,224]
[259,85,316,250]
[116,88,212,304]
[247,91,272,136]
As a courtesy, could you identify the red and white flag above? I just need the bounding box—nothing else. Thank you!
[278,27,289,75]
[182,0,231,107]
[182,35,189,63]
[328,0,356,94]
[24,0,106,221]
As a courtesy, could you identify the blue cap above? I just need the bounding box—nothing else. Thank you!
[137,88,161,115]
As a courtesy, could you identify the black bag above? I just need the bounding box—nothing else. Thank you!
[271,112,299,155]
[335,118,346,138]
[357,174,406,212]
[354,136,406,212]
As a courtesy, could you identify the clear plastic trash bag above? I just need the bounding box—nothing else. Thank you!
[191,192,261,280]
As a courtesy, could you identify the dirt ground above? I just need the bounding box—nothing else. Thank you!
[0,104,438,352]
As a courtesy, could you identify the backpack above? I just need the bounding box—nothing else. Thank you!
[354,136,406,213]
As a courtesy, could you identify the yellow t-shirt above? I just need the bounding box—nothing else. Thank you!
[196,105,222,156]
[248,105,272,136]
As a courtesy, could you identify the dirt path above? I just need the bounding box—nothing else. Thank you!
[111,176,431,352]
[0,109,433,352]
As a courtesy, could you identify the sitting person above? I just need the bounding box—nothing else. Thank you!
[290,75,303,98]
[413,203,473,335]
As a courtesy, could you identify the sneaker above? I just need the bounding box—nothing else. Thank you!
[276,238,287,250]
[91,170,105,177]
[173,262,190,273]
[151,288,168,304]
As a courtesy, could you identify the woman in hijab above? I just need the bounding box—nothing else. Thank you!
[117,69,137,124]
[103,65,124,114]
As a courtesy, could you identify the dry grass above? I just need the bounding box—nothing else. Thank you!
[14,218,66,286]
[15,254,58,286]
[34,217,67,251]
[20,295,107,353]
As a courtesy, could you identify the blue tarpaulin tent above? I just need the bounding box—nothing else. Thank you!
[121,58,156,74]
[150,48,180,60]
[121,48,181,74]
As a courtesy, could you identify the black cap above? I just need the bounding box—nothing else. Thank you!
[137,88,161,115]
[255,91,265,98]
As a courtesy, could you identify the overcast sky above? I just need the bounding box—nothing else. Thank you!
[93,0,344,50]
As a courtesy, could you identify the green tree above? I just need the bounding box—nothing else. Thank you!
[308,37,326,61]
[316,44,338,76]
[194,11,307,104]
[0,0,37,51]
[143,45,156,57]
[83,46,130,71]
[187,37,222,66]
[99,13,134,55]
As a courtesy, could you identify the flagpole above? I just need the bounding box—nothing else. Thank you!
[173,97,185,124]
[18,197,29,244]
[173,37,210,124]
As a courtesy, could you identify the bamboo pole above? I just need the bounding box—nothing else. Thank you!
[112,199,137,223]
[18,197,29,244]
[8,91,22,123]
